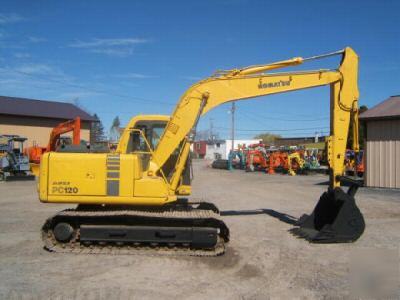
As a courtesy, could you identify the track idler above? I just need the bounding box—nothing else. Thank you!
[291,182,365,243]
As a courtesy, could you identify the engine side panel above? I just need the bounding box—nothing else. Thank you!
[39,152,176,205]
[48,152,107,196]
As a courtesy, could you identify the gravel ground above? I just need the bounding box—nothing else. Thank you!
[0,159,399,299]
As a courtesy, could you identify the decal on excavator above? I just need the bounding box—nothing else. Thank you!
[51,182,79,194]
[258,79,291,89]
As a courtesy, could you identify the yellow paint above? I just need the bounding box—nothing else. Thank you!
[134,176,169,199]
[116,115,170,154]
[30,163,40,176]
[47,153,107,196]
[118,155,136,197]
[287,152,305,176]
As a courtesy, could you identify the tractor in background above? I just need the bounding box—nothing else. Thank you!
[0,135,35,181]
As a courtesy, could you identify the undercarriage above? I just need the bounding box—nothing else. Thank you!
[42,201,230,256]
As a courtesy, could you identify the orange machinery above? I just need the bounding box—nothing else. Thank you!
[267,150,305,175]
[27,117,81,175]
[245,143,268,172]
[356,151,365,177]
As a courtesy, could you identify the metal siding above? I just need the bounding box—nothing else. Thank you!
[365,120,400,188]
[396,140,400,188]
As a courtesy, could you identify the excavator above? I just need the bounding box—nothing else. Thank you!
[286,151,306,176]
[246,143,268,172]
[39,47,365,256]
[27,117,81,176]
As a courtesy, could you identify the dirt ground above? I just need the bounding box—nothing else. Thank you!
[0,159,399,299]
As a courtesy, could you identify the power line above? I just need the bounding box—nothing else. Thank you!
[231,102,236,151]
[1,68,174,106]
[224,132,329,138]
[214,126,329,132]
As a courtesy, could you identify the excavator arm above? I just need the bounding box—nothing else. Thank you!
[148,47,365,243]
[151,47,359,190]
[46,117,81,151]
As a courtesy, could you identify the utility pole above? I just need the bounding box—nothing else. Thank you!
[231,102,236,151]
[315,131,319,143]
[209,118,214,141]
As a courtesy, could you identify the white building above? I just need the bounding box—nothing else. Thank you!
[204,139,261,160]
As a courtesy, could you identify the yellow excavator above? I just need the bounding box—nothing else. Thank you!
[39,47,365,256]
[287,152,306,176]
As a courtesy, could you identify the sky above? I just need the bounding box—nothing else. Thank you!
[0,0,399,139]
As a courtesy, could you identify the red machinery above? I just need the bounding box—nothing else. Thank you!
[26,117,81,168]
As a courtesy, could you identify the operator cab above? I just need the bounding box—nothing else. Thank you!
[128,121,166,152]
[128,121,167,170]
[127,120,184,180]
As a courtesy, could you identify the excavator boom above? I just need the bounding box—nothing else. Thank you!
[47,117,81,152]
[151,48,359,191]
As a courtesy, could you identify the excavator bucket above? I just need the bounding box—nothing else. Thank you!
[291,185,365,243]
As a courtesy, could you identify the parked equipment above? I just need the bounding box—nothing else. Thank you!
[228,149,246,170]
[0,135,35,181]
[287,152,306,176]
[345,149,364,177]
[303,148,321,171]
[39,48,365,256]
[26,117,81,176]
[211,159,229,169]
[245,144,268,172]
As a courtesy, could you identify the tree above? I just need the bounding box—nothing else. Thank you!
[111,116,121,128]
[90,113,106,144]
[109,116,121,142]
[254,132,282,144]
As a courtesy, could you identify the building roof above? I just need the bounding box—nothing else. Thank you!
[0,95,96,121]
[359,95,400,121]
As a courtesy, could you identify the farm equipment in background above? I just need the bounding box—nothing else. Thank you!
[212,144,248,170]
[26,117,81,176]
[286,152,306,176]
[228,149,246,170]
[267,150,286,174]
[356,151,365,177]
[303,149,321,170]
[0,135,35,181]
[216,145,324,176]
[245,143,268,172]
[345,149,364,177]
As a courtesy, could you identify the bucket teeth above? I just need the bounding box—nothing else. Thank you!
[289,227,318,241]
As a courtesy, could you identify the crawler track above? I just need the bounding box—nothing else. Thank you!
[42,205,229,257]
